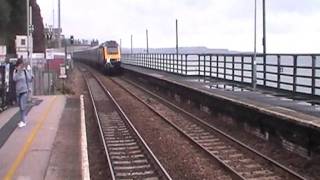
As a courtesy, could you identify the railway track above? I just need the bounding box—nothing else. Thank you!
[81,67,172,180]
[106,76,307,180]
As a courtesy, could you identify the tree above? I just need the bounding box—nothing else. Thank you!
[0,0,11,44]
[0,0,44,53]
[31,0,45,53]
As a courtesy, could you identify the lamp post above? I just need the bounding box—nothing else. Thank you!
[45,26,53,95]
[262,0,266,55]
[175,19,179,56]
[253,0,257,90]
[262,0,267,86]
[146,29,149,54]
[176,19,179,73]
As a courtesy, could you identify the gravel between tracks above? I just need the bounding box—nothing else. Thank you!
[123,73,320,180]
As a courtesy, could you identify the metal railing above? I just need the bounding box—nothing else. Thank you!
[122,53,320,97]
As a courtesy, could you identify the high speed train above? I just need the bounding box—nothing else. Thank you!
[73,41,121,74]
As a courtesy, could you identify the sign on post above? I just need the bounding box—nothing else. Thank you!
[59,65,67,79]
[46,49,54,60]
[0,46,7,62]
[5,64,10,92]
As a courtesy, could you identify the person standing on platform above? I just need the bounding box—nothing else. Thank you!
[13,58,32,128]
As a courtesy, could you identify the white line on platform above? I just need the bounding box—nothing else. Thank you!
[80,95,90,180]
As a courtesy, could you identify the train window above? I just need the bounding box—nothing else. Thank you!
[107,47,118,54]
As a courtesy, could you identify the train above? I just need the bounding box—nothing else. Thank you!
[73,40,121,74]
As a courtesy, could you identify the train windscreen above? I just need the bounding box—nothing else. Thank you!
[107,47,118,54]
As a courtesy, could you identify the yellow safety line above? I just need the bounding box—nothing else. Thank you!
[4,96,58,180]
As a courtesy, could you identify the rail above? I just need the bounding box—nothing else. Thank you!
[81,66,172,180]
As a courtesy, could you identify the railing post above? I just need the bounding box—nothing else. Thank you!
[162,54,164,71]
[251,55,254,84]
[203,55,206,78]
[173,54,175,73]
[224,56,227,80]
[138,54,140,67]
[136,54,138,66]
[169,54,171,72]
[156,54,159,70]
[185,55,188,75]
[142,54,145,67]
[176,53,179,74]
[133,54,135,66]
[312,55,316,96]
[263,54,266,86]
[154,54,156,69]
[159,54,161,70]
[180,54,183,74]
[293,55,297,95]
[241,56,244,83]
[142,54,147,67]
[165,54,168,72]
[216,56,219,78]
[152,53,154,69]
[149,53,150,68]
[277,55,281,89]
[140,54,142,67]
[148,54,150,68]
[132,54,134,66]
[210,55,212,78]
[157,54,159,70]
[198,55,201,76]
[232,56,235,81]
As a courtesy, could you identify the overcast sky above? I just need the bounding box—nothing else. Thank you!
[37,0,320,53]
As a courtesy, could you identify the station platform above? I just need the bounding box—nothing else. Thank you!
[0,95,85,180]
[122,64,320,131]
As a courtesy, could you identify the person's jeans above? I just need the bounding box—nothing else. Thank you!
[18,92,28,123]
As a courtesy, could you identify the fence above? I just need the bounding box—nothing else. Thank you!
[122,53,320,97]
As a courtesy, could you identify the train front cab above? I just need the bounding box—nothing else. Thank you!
[104,46,121,74]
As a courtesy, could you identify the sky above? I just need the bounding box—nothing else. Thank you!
[37,0,320,53]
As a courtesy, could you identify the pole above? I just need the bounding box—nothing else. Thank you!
[146,29,149,54]
[29,6,33,68]
[29,6,34,98]
[176,19,179,56]
[131,34,133,54]
[58,0,61,48]
[65,38,67,67]
[26,0,30,62]
[262,0,266,86]
[253,0,257,90]
[176,19,179,73]
[262,0,266,55]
